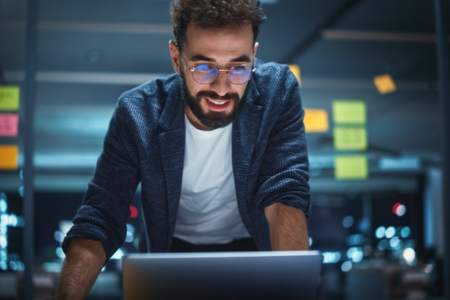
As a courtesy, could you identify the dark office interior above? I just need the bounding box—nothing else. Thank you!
[1,0,450,299]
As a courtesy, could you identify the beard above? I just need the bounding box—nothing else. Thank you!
[181,73,241,129]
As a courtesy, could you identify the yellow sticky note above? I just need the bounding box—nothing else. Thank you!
[304,109,329,133]
[333,101,366,125]
[0,145,19,170]
[334,127,367,151]
[0,86,20,111]
[335,155,368,180]
[374,74,396,95]
[288,64,301,82]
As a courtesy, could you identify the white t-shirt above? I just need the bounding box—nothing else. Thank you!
[173,116,250,244]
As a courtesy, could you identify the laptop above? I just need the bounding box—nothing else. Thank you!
[122,251,322,300]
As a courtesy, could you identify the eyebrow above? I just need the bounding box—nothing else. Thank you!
[189,54,252,63]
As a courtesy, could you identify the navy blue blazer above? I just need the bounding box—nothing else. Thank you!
[62,61,310,259]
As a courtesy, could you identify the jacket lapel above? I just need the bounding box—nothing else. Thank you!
[158,78,185,239]
[232,78,262,229]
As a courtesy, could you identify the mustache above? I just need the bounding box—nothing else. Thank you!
[196,91,239,101]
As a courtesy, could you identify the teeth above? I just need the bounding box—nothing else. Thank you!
[208,99,227,105]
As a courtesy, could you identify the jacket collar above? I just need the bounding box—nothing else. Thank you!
[158,75,185,132]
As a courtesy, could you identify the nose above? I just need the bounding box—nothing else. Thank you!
[210,70,231,97]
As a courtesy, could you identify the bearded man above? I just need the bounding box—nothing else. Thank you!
[57,1,311,299]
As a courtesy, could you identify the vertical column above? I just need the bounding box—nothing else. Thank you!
[433,0,450,298]
[23,0,38,298]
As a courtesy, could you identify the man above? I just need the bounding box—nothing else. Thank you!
[57,0,310,298]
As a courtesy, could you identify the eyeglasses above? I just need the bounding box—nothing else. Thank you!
[183,60,255,85]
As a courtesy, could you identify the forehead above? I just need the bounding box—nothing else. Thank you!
[184,23,254,62]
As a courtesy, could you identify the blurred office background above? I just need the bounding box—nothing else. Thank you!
[0,0,449,299]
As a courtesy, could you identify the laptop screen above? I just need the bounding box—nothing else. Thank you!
[123,251,322,300]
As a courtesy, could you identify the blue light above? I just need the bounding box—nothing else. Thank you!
[401,226,411,239]
[7,215,18,227]
[125,224,135,243]
[54,231,64,243]
[0,200,7,213]
[17,261,25,271]
[111,248,125,260]
[18,186,24,198]
[342,216,354,228]
[347,247,364,263]
[322,251,342,264]
[59,220,73,237]
[385,226,396,239]
[375,226,386,239]
[0,236,7,248]
[56,247,65,259]
[0,225,6,235]
[0,192,25,271]
[8,260,24,271]
[389,237,401,249]
[341,261,353,272]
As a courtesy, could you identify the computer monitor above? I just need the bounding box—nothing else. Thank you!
[123,251,323,300]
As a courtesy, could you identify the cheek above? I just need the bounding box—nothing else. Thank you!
[184,77,201,98]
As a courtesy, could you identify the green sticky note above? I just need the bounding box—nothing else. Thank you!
[0,86,20,111]
[334,127,367,151]
[335,155,368,180]
[333,100,366,124]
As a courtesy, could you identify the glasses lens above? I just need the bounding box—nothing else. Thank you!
[229,66,252,84]
[192,64,219,84]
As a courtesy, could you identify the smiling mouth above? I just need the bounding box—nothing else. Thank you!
[207,98,229,105]
[205,97,232,111]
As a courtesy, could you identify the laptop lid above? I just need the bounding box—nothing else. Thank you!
[123,251,322,300]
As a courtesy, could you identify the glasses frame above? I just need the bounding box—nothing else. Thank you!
[182,57,255,85]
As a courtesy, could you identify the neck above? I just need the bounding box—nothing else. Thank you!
[184,106,212,131]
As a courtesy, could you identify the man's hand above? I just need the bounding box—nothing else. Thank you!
[264,203,309,250]
[56,238,106,300]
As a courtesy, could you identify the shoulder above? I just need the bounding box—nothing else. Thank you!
[254,60,297,88]
[252,59,301,106]
[114,74,181,122]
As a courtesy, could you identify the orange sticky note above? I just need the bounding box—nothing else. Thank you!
[0,145,19,170]
[374,74,396,95]
[0,114,19,137]
[304,109,329,133]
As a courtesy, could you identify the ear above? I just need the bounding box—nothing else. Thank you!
[168,40,181,73]
[253,42,259,56]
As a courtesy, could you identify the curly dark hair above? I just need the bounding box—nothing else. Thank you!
[170,0,266,50]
